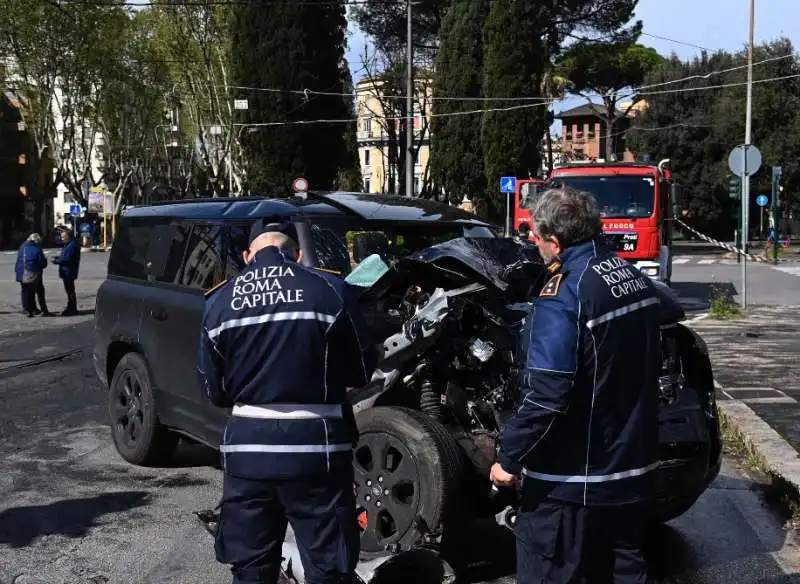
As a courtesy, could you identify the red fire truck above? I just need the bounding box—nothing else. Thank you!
[515,160,681,284]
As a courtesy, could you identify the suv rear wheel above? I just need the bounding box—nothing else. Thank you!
[109,353,179,465]
[353,407,465,556]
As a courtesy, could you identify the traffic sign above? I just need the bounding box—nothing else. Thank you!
[69,204,81,216]
[728,144,762,177]
[500,176,516,193]
[292,177,309,193]
[756,194,769,207]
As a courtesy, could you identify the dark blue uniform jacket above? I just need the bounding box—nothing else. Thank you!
[498,238,662,506]
[54,239,81,280]
[198,246,378,481]
[15,241,47,282]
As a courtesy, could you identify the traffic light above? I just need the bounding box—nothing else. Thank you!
[728,175,741,199]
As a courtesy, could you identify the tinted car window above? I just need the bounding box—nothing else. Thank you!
[108,220,154,280]
[178,224,225,290]
[150,223,191,283]
[226,223,251,279]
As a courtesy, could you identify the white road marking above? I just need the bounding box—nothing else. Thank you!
[774,266,800,277]
[673,256,691,264]
[698,259,717,264]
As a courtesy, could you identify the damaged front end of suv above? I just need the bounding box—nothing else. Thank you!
[278,236,722,584]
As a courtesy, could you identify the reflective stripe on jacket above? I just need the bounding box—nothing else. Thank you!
[498,238,662,506]
[197,246,377,480]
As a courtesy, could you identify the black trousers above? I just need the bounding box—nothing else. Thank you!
[215,466,359,584]
[515,499,648,584]
[21,279,48,314]
[62,278,77,311]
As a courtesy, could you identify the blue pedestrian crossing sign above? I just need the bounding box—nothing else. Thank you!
[69,204,82,216]
[500,176,516,193]
[756,194,769,207]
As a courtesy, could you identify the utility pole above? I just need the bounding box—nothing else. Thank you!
[741,0,755,309]
[405,0,414,197]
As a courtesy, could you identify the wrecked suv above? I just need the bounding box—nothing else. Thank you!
[93,192,722,571]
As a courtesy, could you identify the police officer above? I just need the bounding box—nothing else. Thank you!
[198,220,378,584]
[489,188,661,583]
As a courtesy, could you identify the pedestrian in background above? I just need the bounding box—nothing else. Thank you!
[15,233,51,318]
[490,187,662,583]
[198,220,377,584]
[52,230,81,316]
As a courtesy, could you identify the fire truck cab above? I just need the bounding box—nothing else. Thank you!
[518,160,681,284]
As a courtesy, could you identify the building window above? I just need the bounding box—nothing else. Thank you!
[364,179,371,193]
[364,149,370,166]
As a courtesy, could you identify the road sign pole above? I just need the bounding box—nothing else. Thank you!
[505,191,511,237]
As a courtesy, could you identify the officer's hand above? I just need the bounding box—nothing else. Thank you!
[489,462,516,486]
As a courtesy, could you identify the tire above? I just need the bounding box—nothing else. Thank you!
[353,406,465,555]
[108,353,179,465]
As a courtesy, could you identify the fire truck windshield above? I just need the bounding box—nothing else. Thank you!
[547,175,655,219]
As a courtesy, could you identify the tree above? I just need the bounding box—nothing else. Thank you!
[335,58,363,191]
[97,9,174,212]
[627,39,800,237]
[149,0,244,197]
[558,41,664,159]
[480,0,640,221]
[231,0,354,193]
[350,0,449,55]
[428,0,489,204]
[0,0,130,206]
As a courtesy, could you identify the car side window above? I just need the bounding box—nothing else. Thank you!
[309,224,351,275]
[108,220,154,280]
[178,223,225,290]
[226,223,250,279]
[149,223,191,283]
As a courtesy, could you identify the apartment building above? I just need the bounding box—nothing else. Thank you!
[355,76,432,195]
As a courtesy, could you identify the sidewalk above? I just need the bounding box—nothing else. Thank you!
[687,306,800,499]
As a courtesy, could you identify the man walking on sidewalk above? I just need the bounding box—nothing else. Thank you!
[53,230,81,316]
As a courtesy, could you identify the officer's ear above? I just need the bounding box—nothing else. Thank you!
[242,248,252,265]
[296,248,304,263]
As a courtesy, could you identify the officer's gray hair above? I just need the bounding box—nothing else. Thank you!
[27,233,42,244]
[254,231,298,256]
[531,187,602,247]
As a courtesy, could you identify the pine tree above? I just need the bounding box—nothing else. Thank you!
[481,1,549,221]
[231,0,352,193]
[428,0,489,205]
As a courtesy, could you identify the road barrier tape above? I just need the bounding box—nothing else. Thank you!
[674,218,772,263]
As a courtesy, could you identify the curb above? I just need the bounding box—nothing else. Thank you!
[716,384,800,501]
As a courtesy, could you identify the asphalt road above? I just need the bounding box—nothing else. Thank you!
[1,320,800,583]
[671,255,800,310]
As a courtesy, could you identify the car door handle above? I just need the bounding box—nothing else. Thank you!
[149,307,168,321]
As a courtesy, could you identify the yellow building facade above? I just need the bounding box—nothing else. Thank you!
[355,76,432,195]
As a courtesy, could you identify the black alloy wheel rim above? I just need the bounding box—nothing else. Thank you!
[354,431,422,552]
[111,370,146,449]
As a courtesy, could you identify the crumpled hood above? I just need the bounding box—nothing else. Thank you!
[361,237,548,305]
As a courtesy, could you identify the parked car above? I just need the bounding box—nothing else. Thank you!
[93,191,721,564]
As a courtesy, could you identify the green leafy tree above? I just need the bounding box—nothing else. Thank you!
[558,42,664,160]
[481,0,640,221]
[231,0,352,193]
[149,1,243,196]
[428,0,489,204]
[627,39,800,237]
[0,0,129,205]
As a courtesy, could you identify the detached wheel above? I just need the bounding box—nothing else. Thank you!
[353,406,464,554]
[108,353,178,465]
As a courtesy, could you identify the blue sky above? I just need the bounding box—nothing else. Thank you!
[344,0,800,134]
